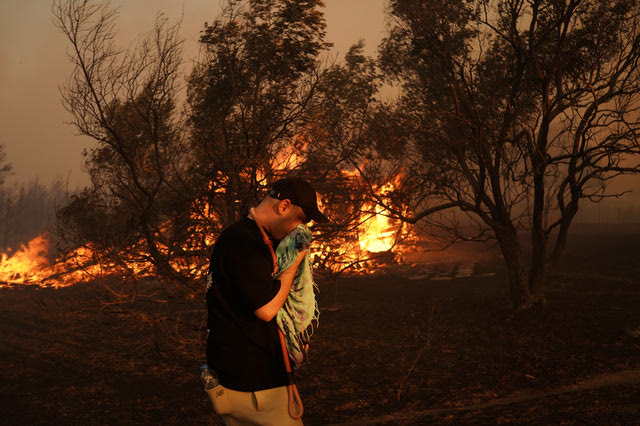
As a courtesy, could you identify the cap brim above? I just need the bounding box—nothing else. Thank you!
[309,209,329,224]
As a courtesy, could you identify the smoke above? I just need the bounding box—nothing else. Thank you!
[0,177,72,254]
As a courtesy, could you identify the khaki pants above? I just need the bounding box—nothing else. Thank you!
[209,384,303,426]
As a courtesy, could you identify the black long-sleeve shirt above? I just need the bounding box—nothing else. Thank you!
[205,217,289,392]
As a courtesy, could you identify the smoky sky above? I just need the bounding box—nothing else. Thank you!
[1,0,638,214]
[0,0,386,187]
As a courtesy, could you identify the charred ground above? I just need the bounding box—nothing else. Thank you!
[1,224,639,425]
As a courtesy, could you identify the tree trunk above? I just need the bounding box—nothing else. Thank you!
[529,116,549,299]
[528,172,548,299]
[548,200,579,269]
[527,244,548,302]
[495,224,532,310]
[549,219,570,268]
[140,217,185,291]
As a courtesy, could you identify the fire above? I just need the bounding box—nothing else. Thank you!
[0,233,157,288]
[309,174,411,276]
[357,179,405,254]
[358,203,398,253]
[1,153,415,287]
[0,234,51,284]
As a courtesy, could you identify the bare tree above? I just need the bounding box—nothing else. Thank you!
[52,0,194,286]
[374,0,640,309]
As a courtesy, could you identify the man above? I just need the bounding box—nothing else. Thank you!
[206,177,328,425]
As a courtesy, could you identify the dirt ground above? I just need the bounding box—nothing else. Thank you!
[1,223,639,425]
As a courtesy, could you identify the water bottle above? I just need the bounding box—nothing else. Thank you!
[200,364,219,391]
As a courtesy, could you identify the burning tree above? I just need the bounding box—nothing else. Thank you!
[369,0,640,309]
[301,41,410,272]
[45,0,382,288]
[186,0,331,232]
[184,1,395,273]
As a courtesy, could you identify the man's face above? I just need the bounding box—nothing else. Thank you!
[270,200,306,240]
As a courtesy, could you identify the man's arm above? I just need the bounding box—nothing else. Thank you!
[254,250,307,322]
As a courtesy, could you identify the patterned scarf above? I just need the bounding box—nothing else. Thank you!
[275,224,319,368]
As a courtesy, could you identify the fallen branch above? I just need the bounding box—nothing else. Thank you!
[397,303,435,401]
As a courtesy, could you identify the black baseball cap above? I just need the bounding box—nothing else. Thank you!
[268,177,329,223]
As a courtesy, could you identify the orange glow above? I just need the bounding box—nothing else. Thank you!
[0,234,51,284]
[0,234,160,288]
[358,203,398,252]
[358,180,405,253]
[308,173,412,275]
[1,164,417,287]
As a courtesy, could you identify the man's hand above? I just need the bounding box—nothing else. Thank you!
[254,250,308,322]
[276,249,307,281]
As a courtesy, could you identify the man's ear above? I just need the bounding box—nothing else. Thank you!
[276,199,291,215]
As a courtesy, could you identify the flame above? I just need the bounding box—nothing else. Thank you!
[357,179,405,253]
[0,234,51,284]
[1,158,416,287]
[0,140,306,289]
[358,204,398,252]
[0,233,160,288]
[308,173,412,276]
[273,134,308,172]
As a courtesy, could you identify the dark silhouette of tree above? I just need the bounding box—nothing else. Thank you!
[52,0,344,284]
[301,41,400,272]
[373,0,640,309]
[52,0,193,286]
[0,145,11,187]
[0,145,13,250]
[186,0,332,235]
